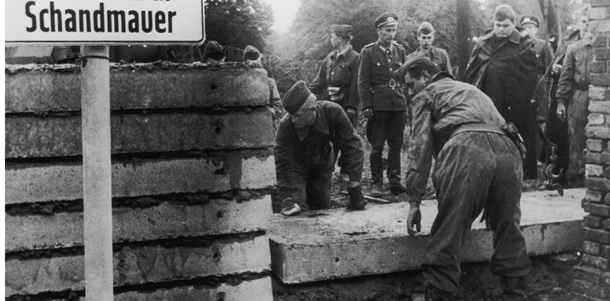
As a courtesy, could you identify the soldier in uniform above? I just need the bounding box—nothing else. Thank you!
[309,24,360,182]
[399,55,530,301]
[358,13,408,195]
[519,15,554,128]
[275,81,366,216]
[407,22,452,75]
[242,45,284,126]
[555,8,593,187]
[462,5,538,180]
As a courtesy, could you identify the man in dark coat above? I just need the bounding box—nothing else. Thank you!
[407,22,452,75]
[462,5,538,179]
[400,55,531,301]
[358,12,408,195]
[275,81,366,216]
[555,9,593,188]
[309,24,360,182]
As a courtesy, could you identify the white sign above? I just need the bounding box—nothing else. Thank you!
[6,0,205,45]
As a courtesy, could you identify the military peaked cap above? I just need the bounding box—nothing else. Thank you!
[520,14,539,27]
[374,13,399,28]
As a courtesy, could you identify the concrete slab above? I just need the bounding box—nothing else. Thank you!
[6,196,272,252]
[5,151,275,204]
[114,277,273,301]
[269,189,587,284]
[6,111,274,158]
[5,68,271,113]
[6,235,270,296]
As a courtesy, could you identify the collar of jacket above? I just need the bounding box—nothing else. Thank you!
[427,72,454,86]
[331,45,355,60]
[376,41,394,53]
[480,29,521,45]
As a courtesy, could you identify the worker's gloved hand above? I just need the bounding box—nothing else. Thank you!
[347,184,367,210]
[407,202,422,236]
[346,108,357,124]
[362,108,374,119]
[556,101,567,122]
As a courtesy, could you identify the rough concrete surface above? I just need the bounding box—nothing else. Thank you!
[269,189,586,284]
[6,235,270,296]
[114,277,273,301]
[5,68,271,113]
[5,152,275,204]
[6,111,275,158]
[6,196,272,252]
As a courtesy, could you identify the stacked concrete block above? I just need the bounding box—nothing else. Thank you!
[572,1,610,300]
[5,62,275,300]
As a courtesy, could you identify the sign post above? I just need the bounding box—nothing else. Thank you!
[6,1,205,299]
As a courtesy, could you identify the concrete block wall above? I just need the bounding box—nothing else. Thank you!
[5,62,275,300]
[572,1,610,300]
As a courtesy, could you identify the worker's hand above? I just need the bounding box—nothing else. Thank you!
[552,63,562,74]
[407,202,422,236]
[556,102,567,122]
[362,108,374,119]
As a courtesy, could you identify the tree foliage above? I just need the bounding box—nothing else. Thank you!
[205,0,274,51]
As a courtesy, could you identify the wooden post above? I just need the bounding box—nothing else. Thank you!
[80,45,113,300]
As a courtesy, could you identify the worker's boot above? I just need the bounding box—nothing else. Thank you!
[500,276,528,301]
[424,285,452,301]
[347,185,367,210]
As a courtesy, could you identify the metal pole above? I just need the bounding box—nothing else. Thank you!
[80,45,113,300]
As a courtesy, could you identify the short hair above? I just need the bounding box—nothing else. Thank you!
[407,60,439,79]
[417,22,435,35]
[494,5,516,23]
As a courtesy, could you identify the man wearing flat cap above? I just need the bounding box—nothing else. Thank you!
[243,45,283,126]
[462,5,538,180]
[203,40,225,63]
[358,12,408,196]
[309,24,360,183]
[398,55,530,300]
[407,22,452,75]
[275,80,366,216]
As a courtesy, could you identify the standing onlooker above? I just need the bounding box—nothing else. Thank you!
[358,13,408,195]
[243,45,284,126]
[555,8,593,187]
[407,22,452,75]
[309,24,360,182]
[462,5,538,179]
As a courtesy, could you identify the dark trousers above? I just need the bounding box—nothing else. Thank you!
[566,90,588,186]
[366,111,406,185]
[423,132,531,293]
[279,162,334,211]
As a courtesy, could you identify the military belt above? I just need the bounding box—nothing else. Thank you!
[371,78,398,90]
[450,123,505,139]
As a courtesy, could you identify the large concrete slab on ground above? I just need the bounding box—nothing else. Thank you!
[5,67,271,113]
[6,195,272,252]
[269,189,587,284]
[6,111,274,158]
[5,152,275,204]
[114,277,273,301]
[6,235,270,296]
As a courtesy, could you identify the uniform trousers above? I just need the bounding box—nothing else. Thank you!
[366,110,406,186]
[280,159,335,211]
[423,131,532,293]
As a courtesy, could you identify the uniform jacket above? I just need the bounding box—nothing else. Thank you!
[556,37,594,103]
[309,46,360,110]
[531,38,554,76]
[552,30,582,68]
[275,101,364,184]
[358,41,407,112]
[406,73,508,203]
[462,30,537,136]
[407,46,453,75]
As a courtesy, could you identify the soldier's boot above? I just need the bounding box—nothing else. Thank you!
[500,276,528,301]
[424,285,452,301]
[347,185,367,210]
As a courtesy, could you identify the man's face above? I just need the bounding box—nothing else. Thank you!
[404,71,429,98]
[418,32,435,50]
[493,18,515,38]
[377,24,398,44]
[522,24,538,39]
[330,33,341,49]
[578,15,589,34]
[291,98,317,129]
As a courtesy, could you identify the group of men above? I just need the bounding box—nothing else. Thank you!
[267,4,593,300]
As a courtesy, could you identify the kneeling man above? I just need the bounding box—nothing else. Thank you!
[275,81,366,216]
[398,56,531,300]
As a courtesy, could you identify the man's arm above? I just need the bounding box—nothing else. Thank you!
[346,53,361,111]
[332,106,364,183]
[358,48,373,111]
[556,43,576,105]
[274,119,298,201]
[443,49,453,76]
[309,56,328,96]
